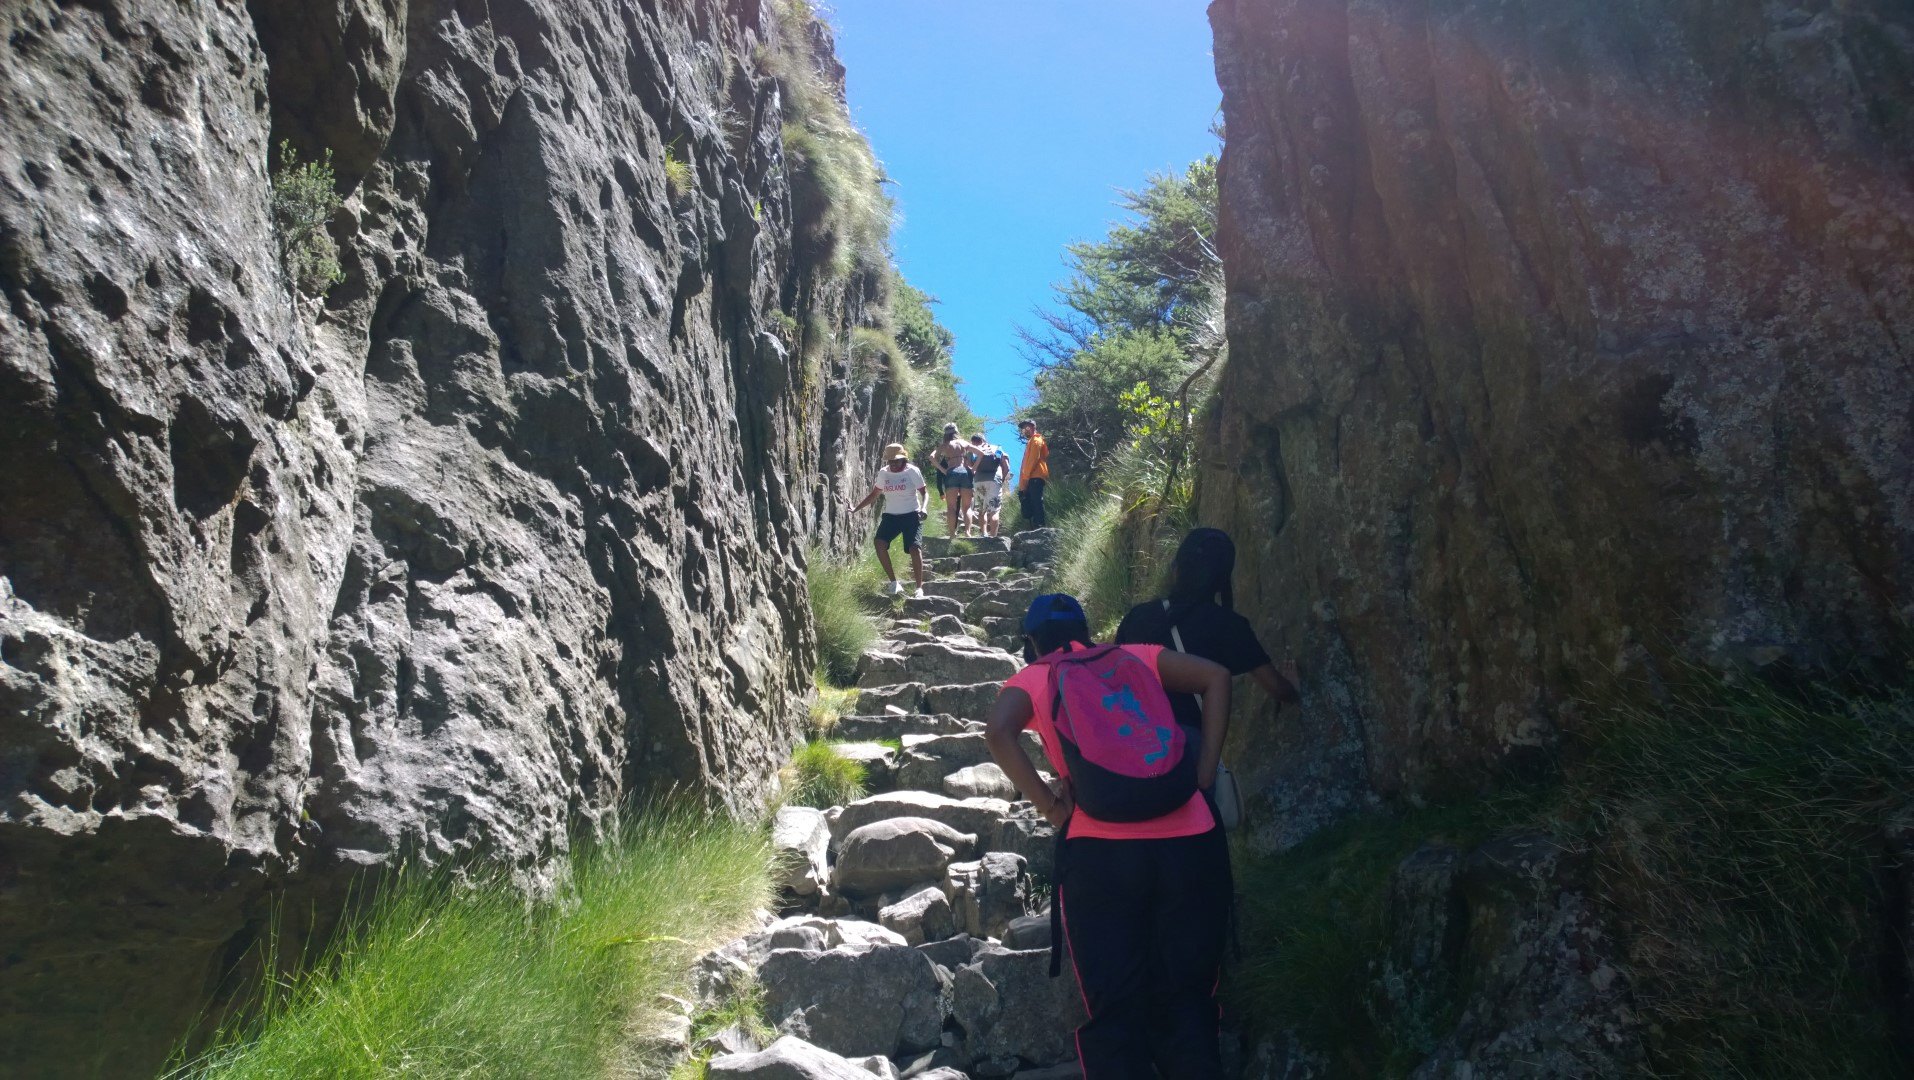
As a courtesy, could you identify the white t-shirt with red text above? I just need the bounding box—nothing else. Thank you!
[874,464,926,514]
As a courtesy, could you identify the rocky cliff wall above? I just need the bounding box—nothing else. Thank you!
[0,0,896,1074]
[1202,0,1914,845]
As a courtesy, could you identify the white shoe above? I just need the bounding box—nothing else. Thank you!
[913,588,928,599]
[886,580,904,597]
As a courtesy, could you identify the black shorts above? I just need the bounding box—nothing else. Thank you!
[875,511,922,552]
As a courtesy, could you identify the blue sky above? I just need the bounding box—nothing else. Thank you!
[826,1,1221,456]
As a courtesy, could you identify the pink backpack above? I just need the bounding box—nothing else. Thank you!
[1037,644,1198,822]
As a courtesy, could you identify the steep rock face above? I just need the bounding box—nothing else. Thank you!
[0,0,895,1074]
[1203,0,1914,840]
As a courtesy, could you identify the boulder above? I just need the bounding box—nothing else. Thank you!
[707,1035,877,1079]
[850,1056,899,1080]
[916,932,987,975]
[694,916,908,1007]
[901,593,965,619]
[831,791,1014,849]
[1000,913,1050,952]
[944,762,1018,801]
[757,945,948,1058]
[929,613,972,639]
[923,682,1004,723]
[879,886,957,946]
[1011,529,1061,569]
[944,851,1031,941]
[825,741,898,795]
[773,807,831,898]
[951,944,1087,1071]
[833,817,978,897]
[858,683,926,715]
[855,650,910,687]
[895,732,1043,792]
[904,641,1020,684]
[992,813,1059,883]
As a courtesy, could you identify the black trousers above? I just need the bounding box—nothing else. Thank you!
[1057,826,1231,1078]
[1021,476,1048,527]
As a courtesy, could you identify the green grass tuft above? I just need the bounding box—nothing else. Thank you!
[780,741,868,809]
[662,144,693,199]
[808,676,859,737]
[174,806,773,1079]
[806,546,885,687]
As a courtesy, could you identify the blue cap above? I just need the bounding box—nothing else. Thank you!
[1021,593,1087,635]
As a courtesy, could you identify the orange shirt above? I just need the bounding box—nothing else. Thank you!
[1004,644,1215,840]
[1018,434,1050,487]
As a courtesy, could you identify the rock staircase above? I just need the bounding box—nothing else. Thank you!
[683,529,1088,1079]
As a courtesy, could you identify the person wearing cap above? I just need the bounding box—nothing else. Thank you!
[1115,528,1301,722]
[1015,418,1049,528]
[846,442,928,597]
[967,433,1010,538]
[984,593,1236,1077]
[932,422,974,539]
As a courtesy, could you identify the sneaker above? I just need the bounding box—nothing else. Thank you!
[913,587,928,600]
[885,580,904,597]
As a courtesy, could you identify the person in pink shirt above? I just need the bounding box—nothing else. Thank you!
[984,593,1234,1078]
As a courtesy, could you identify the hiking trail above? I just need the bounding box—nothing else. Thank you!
[678,528,1092,1078]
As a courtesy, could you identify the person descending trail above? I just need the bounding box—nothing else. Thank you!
[934,422,974,539]
[986,593,1236,1079]
[968,433,1011,538]
[1016,419,1049,528]
[848,441,929,598]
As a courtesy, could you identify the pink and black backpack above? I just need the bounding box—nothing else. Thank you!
[1036,644,1197,821]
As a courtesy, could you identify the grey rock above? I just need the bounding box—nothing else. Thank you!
[858,683,928,715]
[850,1055,901,1080]
[698,1024,766,1059]
[857,650,911,687]
[903,641,1020,685]
[0,0,902,1070]
[1011,1066,1085,1080]
[944,762,1019,801]
[832,817,978,898]
[929,613,972,639]
[833,714,979,741]
[945,851,1031,941]
[901,594,965,619]
[923,578,996,603]
[774,807,832,898]
[923,681,1005,723]
[831,791,1014,849]
[880,885,957,946]
[951,943,1087,1069]
[895,731,1043,792]
[916,932,987,974]
[957,549,1016,572]
[907,1070,970,1080]
[993,813,1059,883]
[758,945,949,1058]
[708,1035,876,1080]
[1001,912,1051,952]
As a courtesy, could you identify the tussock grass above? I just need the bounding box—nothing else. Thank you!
[763,1,892,281]
[806,546,884,687]
[780,741,868,809]
[1051,442,1193,634]
[850,325,901,382]
[662,144,693,199]
[808,676,860,736]
[1579,673,1914,1077]
[175,807,773,1080]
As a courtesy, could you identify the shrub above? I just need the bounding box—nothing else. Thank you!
[662,143,693,200]
[270,141,344,298]
[174,806,773,1079]
[780,741,868,809]
[806,546,883,687]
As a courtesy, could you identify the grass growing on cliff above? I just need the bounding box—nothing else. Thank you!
[1579,672,1914,1077]
[806,545,884,687]
[175,807,772,1080]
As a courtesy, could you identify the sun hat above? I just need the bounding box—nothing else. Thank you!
[1021,593,1088,635]
[943,422,959,435]
[883,442,908,462]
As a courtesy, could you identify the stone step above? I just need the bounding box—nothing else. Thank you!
[854,680,1006,722]
[831,713,978,741]
[894,731,1043,792]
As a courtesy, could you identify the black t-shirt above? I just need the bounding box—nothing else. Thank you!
[1114,599,1272,730]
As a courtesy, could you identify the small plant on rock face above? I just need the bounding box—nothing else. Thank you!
[270,141,344,298]
[663,142,693,200]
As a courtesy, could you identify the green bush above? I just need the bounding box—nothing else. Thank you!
[780,741,868,809]
[269,141,344,298]
[662,143,693,199]
[806,547,884,687]
[175,806,773,1079]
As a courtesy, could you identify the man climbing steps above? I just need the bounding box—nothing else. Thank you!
[849,442,929,598]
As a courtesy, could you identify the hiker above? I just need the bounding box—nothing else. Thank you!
[933,422,974,539]
[968,433,1011,538]
[846,442,928,598]
[1115,527,1301,730]
[1016,418,1049,528]
[985,593,1235,1078]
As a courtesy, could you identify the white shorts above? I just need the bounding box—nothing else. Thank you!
[974,479,1003,512]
